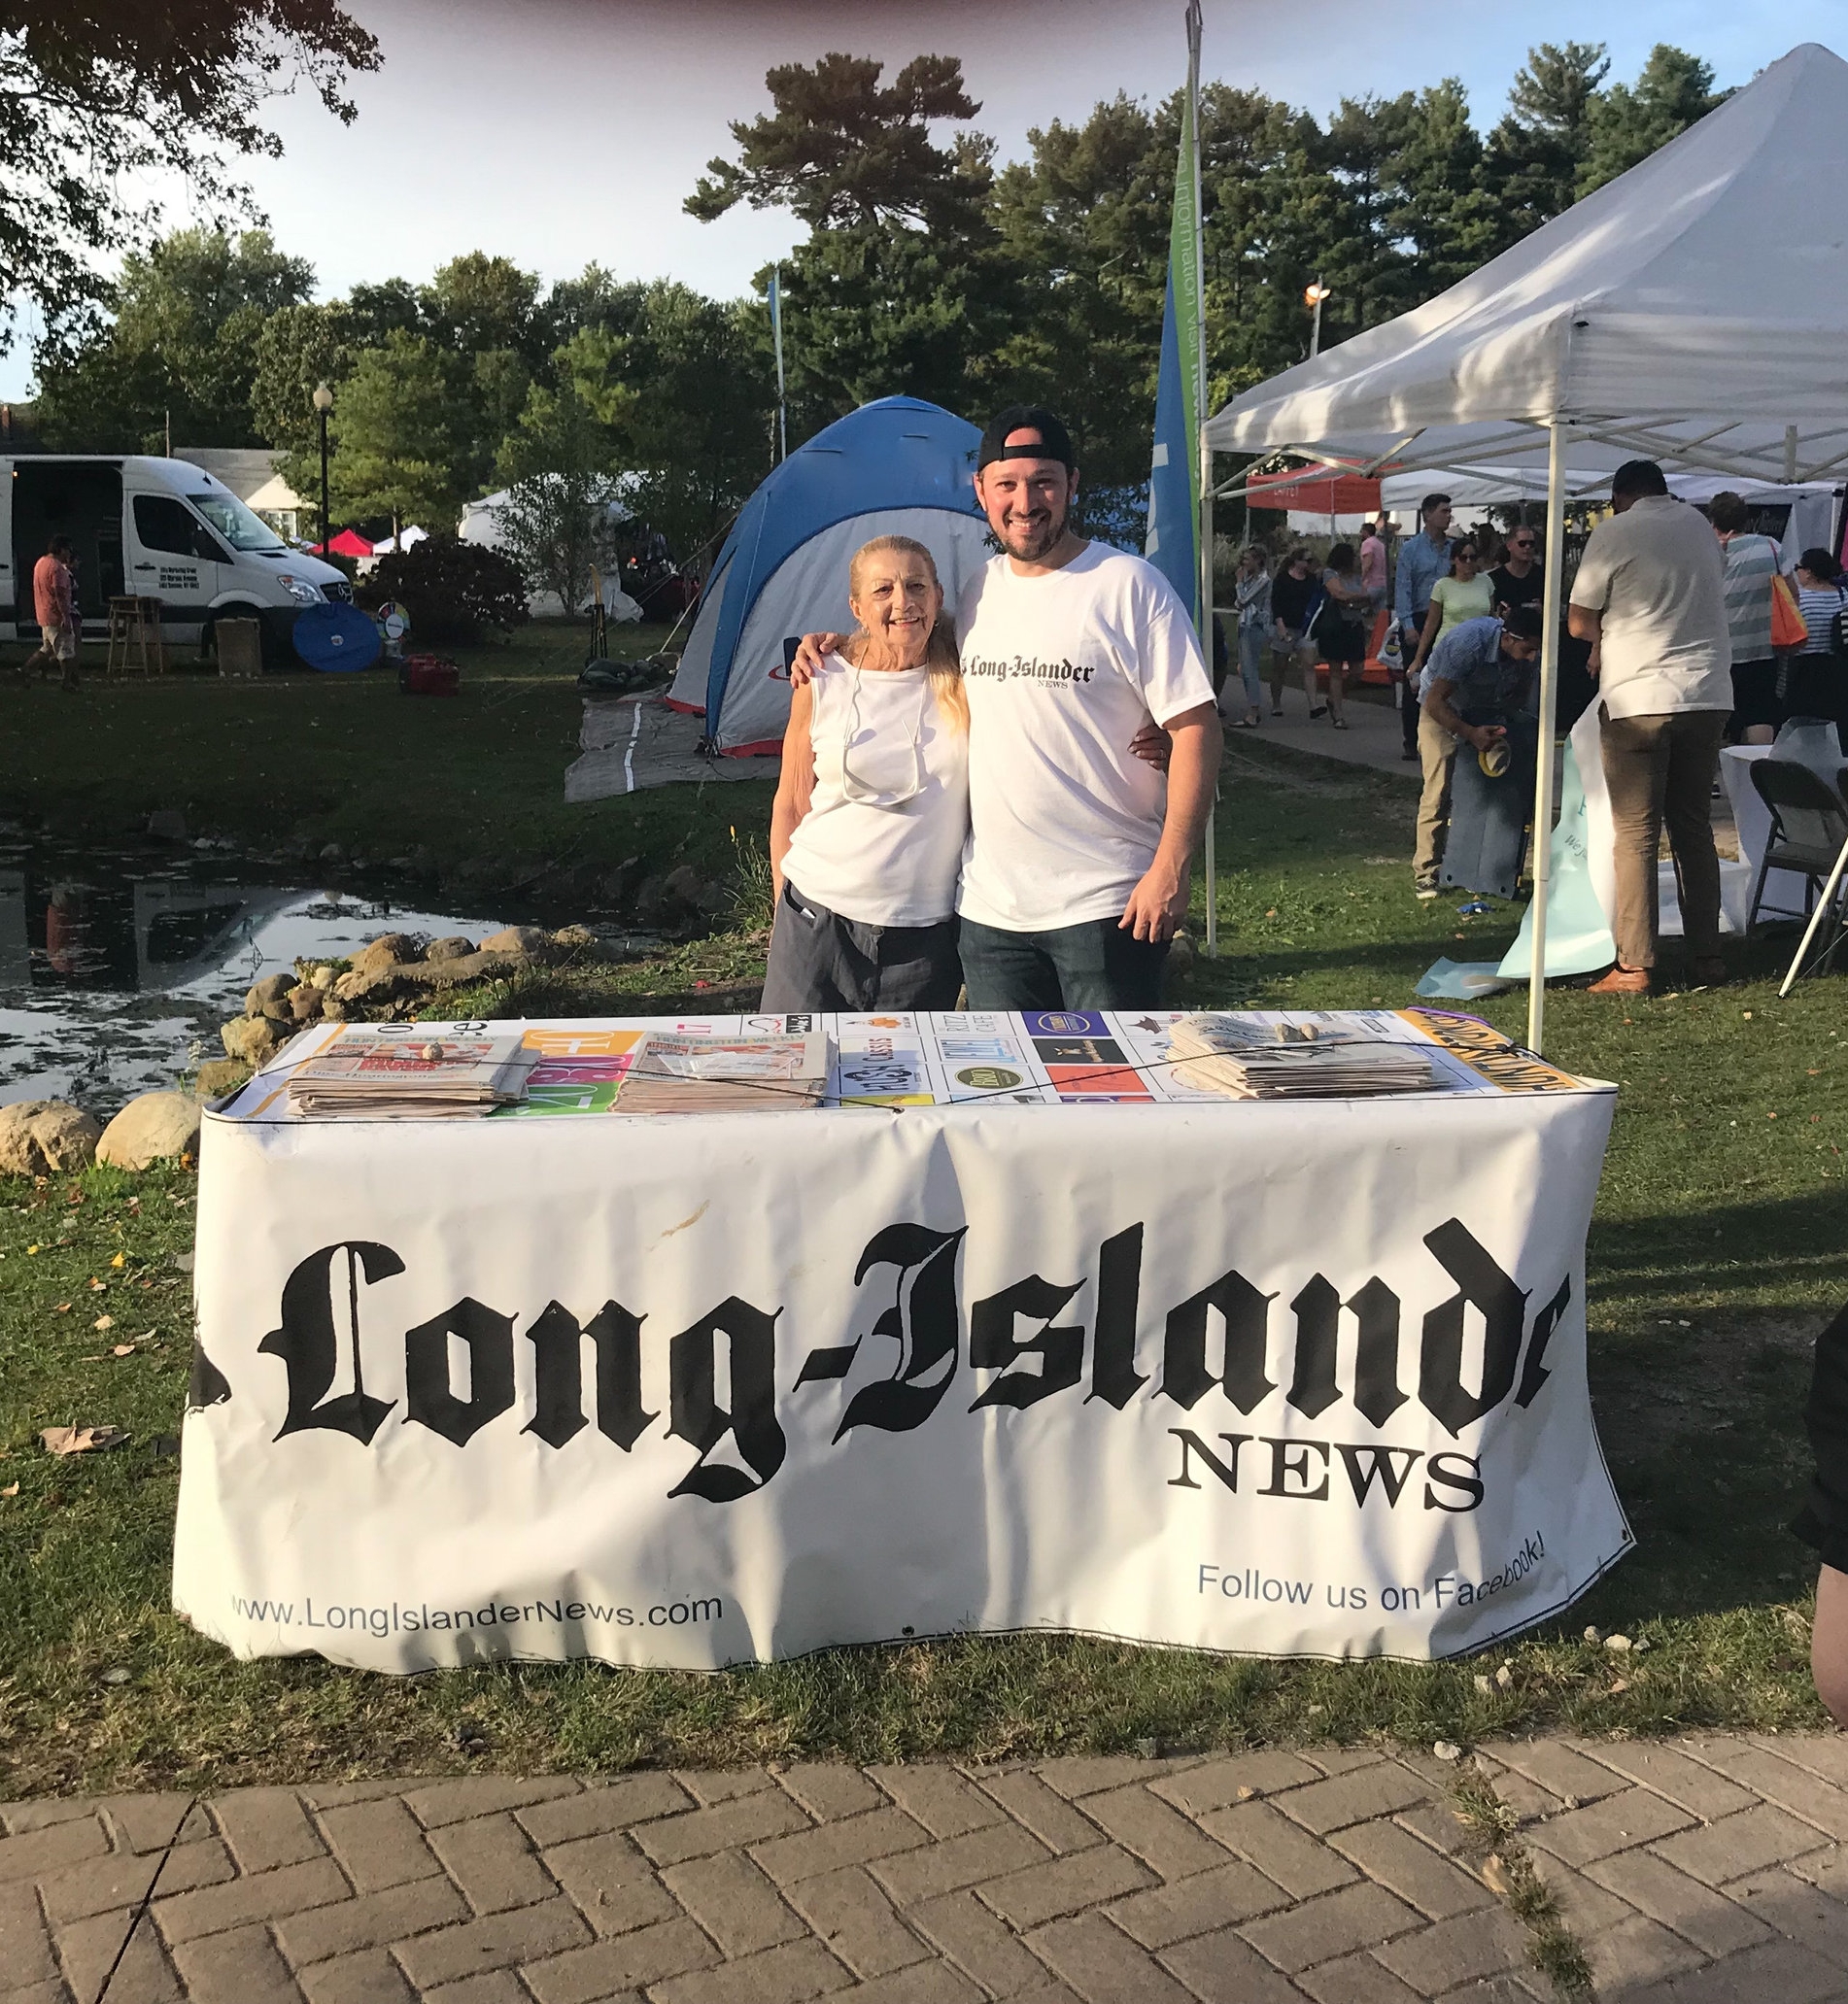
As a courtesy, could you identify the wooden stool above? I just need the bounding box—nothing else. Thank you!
[106,596,165,677]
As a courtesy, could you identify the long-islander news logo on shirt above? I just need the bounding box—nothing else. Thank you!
[962,653,1099,684]
[193,1218,1571,1516]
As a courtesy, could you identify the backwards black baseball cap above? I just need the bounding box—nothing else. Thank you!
[978,403,1076,471]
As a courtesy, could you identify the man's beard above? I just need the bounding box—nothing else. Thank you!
[998,498,1068,561]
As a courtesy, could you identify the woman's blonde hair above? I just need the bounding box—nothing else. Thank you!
[846,534,968,732]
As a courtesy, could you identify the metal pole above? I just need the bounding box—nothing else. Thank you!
[1526,420,1567,1054]
[1310,279,1324,358]
[320,408,330,555]
[770,266,788,463]
[1187,0,1216,958]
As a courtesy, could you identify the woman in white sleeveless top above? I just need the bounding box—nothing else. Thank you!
[765,536,971,1010]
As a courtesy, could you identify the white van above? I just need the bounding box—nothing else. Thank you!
[1,455,350,664]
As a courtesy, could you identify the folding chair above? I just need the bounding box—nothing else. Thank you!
[1746,759,1848,988]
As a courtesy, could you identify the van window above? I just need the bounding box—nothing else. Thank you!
[189,492,286,553]
[134,495,223,561]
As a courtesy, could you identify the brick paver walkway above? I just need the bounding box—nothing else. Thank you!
[9,1735,1848,2003]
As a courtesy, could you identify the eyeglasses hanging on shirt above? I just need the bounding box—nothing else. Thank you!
[837,669,929,808]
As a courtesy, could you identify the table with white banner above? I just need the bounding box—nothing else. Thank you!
[174,1006,1627,1674]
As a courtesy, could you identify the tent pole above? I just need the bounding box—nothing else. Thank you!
[1527,419,1567,1054]
[1187,0,1216,959]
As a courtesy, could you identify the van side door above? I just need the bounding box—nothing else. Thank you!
[127,493,226,641]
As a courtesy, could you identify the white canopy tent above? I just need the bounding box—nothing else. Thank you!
[1205,41,1848,1051]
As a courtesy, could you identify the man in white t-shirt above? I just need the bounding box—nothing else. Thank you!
[797,405,1221,1008]
[1568,458,1731,995]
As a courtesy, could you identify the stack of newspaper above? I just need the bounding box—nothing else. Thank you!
[618,1030,829,1113]
[1168,1014,1443,1100]
[289,1026,535,1118]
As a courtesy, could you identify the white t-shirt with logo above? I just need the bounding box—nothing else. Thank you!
[955,543,1215,931]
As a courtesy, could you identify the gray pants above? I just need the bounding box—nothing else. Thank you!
[762,882,963,1012]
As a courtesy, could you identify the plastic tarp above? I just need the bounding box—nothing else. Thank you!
[1206,44,1848,488]
[675,397,991,751]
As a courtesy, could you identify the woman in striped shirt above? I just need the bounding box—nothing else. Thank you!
[1787,547,1848,731]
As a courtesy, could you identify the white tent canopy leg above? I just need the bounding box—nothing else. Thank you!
[1528,422,1567,1055]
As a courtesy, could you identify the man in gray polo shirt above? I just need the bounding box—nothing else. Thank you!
[1568,459,1731,995]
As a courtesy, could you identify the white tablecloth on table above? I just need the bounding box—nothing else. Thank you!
[174,1010,1626,1672]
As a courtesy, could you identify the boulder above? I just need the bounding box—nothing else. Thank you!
[286,983,324,1024]
[351,934,420,981]
[480,925,548,958]
[633,875,666,923]
[195,1059,253,1101]
[222,1015,284,1067]
[425,935,476,963]
[97,1091,201,1171]
[320,997,350,1022]
[662,864,703,909]
[0,1101,102,1175]
[550,924,596,951]
[245,972,295,1019]
[147,809,188,842]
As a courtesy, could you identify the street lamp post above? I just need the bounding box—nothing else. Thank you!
[312,382,333,551]
[1304,281,1332,358]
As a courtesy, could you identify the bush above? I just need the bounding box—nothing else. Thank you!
[355,535,529,642]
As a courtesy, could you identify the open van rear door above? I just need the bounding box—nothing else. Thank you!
[11,461,125,631]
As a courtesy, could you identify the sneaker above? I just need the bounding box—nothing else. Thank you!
[1415,881,1439,900]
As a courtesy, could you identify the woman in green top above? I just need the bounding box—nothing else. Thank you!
[1409,539,1493,687]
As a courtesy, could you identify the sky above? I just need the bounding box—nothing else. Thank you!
[5,0,1843,401]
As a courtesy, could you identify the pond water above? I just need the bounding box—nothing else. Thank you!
[0,832,539,1112]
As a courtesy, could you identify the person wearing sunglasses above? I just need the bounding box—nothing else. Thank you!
[1407,538,1493,688]
[765,536,971,1011]
[1490,528,1543,617]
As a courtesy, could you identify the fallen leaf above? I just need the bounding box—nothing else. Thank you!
[53,1302,71,1313]
[1608,1678,1631,1694]
[1606,1634,1632,1652]
[110,1253,125,1269]
[40,1425,130,1456]
[1583,1625,1601,1644]
[26,1243,39,1254]
[111,1344,133,1357]
[88,1277,105,1291]
[1433,1740,1461,1761]
[93,1314,114,1331]
[1,1482,17,1498]
[1495,1665,1513,1688]
[1482,1853,1513,1896]
[1234,1783,1256,1801]
[1474,1674,1491,1694]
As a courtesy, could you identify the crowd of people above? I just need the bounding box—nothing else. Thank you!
[763,417,1845,1018]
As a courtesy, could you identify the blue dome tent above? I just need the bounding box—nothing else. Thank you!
[667,397,990,754]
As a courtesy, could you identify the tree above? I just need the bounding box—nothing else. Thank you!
[603,286,774,559]
[0,1,376,353]
[329,331,463,534]
[1480,42,1611,246]
[689,52,1003,435]
[34,226,316,450]
[1580,45,1724,195]
[689,51,984,231]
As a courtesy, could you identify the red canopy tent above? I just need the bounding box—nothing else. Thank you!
[1245,468,1383,515]
[312,529,375,559]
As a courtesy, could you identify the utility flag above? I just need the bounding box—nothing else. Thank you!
[1145,0,1206,627]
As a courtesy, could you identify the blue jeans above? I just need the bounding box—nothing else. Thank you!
[958,916,1169,1011]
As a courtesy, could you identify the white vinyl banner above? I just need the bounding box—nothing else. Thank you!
[174,1012,1628,1672]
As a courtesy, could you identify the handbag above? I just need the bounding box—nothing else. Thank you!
[1771,571,1808,650]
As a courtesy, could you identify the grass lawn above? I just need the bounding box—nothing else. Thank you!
[0,656,1843,1798]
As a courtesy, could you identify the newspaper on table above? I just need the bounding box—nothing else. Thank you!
[1167,1012,1444,1100]
[616,1030,829,1114]
[288,1024,534,1118]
